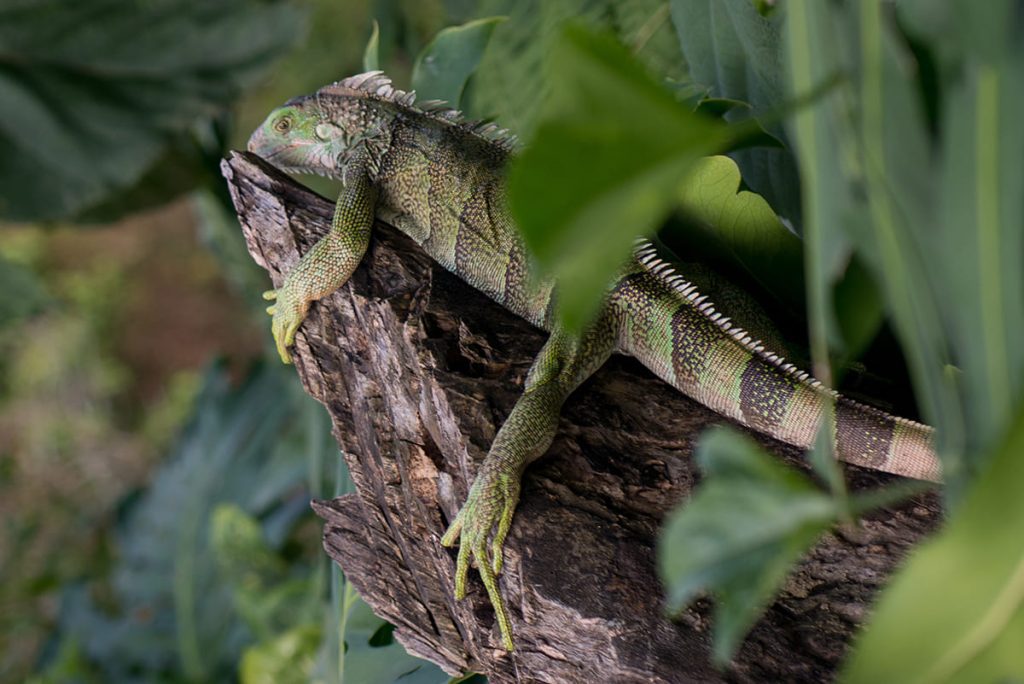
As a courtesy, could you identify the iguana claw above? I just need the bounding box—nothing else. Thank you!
[262,286,309,364]
[441,468,521,652]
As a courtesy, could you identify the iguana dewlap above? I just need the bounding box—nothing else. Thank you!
[246,71,940,652]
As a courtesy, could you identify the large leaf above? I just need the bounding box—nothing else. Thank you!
[0,0,303,222]
[843,405,1024,683]
[657,427,837,665]
[508,23,731,329]
[669,0,803,229]
[675,154,804,313]
[411,17,506,108]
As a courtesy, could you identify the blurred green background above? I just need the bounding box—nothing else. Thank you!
[3,0,1023,681]
[0,0,468,681]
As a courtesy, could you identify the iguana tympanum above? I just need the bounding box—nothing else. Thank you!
[247,72,941,652]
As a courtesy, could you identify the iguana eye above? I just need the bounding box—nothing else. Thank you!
[274,117,292,133]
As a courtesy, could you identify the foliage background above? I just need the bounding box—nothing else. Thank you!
[2,0,1022,682]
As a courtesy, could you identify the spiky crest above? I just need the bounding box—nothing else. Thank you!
[317,71,520,152]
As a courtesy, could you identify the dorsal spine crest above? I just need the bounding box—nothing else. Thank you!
[319,71,520,152]
[632,239,933,434]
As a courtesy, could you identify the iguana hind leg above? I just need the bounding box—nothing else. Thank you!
[441,308,620,651]
[265,167,376,362]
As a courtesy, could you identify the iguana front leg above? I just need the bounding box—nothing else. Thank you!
[441,310,619,651]
[265,166,376,362]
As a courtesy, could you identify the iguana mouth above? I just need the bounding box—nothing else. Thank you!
[247,132,335,178]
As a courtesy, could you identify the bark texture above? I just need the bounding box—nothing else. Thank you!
[222,151,941,683]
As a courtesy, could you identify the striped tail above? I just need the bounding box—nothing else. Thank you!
[612,242,941,483]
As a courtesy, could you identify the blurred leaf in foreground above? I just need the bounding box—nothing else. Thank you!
[509,23,730,329]
[657,427,837,665]
[0,0,303,222]
[843,404,1024,684]
[240,624,322,684]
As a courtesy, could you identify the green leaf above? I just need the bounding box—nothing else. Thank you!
[670,0,802,228]
[829,257,884,371]
[657,427,837,665]
[468,0,686,139]
[675,155,804,312]
[0,0,303,222]
[694,98,786,151]
[843,406,1024,683]
[363,20,381,72]
[782,0,855,383]
[411,17,506,107]
[928,49,1024,462]
[210,504,287,588]
[785,1,966,485]
[508,23,731,329]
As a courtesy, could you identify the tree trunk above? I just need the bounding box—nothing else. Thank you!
[221,151,940,683]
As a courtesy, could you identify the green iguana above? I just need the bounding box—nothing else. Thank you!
[247,71,941,652]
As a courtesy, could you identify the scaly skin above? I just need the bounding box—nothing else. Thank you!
[247,72,942,652]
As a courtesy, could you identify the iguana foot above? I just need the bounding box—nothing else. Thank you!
[262,285,310,364]
[441,467,521,651]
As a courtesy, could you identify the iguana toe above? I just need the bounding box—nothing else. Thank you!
[264,285,309,365]
[443,469,521,651]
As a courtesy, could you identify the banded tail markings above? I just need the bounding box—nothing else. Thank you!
[835,398,895,470]
[889,421,940,482]
[775,384,825,449]
[611,271,679,385]
[669,303,717,393]
[627,240,941,482]
[739,355,799,431]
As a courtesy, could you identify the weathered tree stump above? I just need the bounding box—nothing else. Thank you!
[222,151,941,683]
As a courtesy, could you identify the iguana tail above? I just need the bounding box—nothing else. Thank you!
[613,242,940,482]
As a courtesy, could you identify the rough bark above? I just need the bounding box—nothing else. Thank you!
[222,151,941,683]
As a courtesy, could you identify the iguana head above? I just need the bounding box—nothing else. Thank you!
[248,91,388,178]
